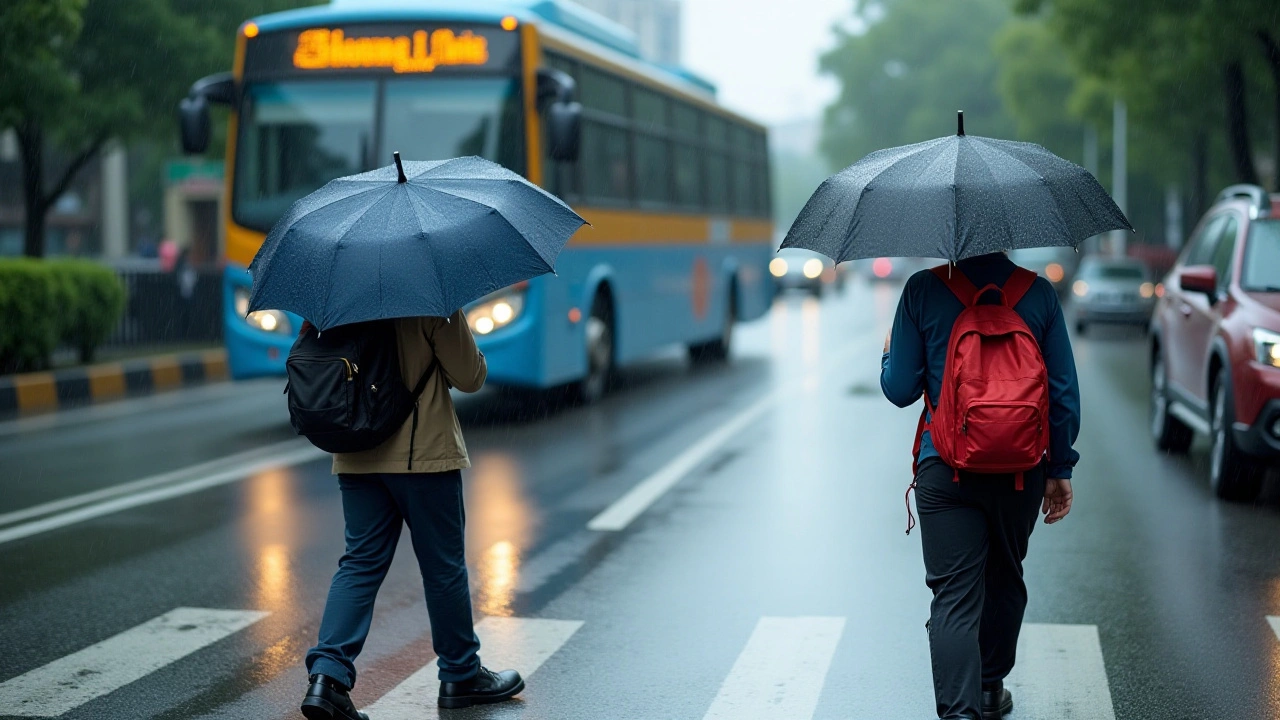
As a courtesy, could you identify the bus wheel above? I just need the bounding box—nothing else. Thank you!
[689,287,735,364]
[574,294,614,404]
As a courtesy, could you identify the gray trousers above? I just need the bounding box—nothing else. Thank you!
[915,457,1046,720]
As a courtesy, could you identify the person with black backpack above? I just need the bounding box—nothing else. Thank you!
[294,310,525,719]
[881,253,1080,720]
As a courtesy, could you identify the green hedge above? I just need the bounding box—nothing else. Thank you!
[0,259,127,373]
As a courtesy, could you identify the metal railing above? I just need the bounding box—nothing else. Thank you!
[108,268,223,346]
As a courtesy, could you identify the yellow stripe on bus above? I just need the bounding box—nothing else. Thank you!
[225,210,771,267]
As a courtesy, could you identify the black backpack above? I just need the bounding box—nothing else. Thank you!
[284,320,436,455]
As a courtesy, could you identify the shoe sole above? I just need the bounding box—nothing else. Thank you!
[301,697,367,720]
[438,678,526,710]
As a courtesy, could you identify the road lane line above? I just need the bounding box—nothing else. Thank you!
[0,444,325,545]
[1269,616,1280,641]
[0,439,321,528]
[0,607,268,717]
[1005,623,1116,720]
[587,391,779,531]
[362,617,582,719]
[703,616,844,720]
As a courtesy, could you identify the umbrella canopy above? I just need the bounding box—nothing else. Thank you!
[248,154,585,331]
[781,112,1132,263]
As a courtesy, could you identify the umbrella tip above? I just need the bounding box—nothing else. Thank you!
[393,151,407,183]
[957,111,965,137]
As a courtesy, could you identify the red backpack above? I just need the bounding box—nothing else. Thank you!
[912,265,1050,495]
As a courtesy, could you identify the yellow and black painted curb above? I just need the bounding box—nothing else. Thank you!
[0,350,228,417]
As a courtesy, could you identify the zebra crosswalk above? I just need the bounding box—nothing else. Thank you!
[3,608,1279,718]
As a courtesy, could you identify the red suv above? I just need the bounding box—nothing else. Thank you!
[1150,185,1280,501]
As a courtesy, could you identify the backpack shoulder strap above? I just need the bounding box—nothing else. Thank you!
[1001,267,1039,308]
[930,264,980,306]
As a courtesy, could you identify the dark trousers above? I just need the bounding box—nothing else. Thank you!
[915,457,1046,720]
[306,471,481,687]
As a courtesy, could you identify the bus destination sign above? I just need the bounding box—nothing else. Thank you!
[243,24,520,79]
[293,28,488,73]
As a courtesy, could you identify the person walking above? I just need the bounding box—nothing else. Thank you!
[880,252,1079,720]
[300,311,524,719]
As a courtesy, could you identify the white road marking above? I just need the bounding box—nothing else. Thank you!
[363,617,582,719]
[0,607,268,717]
[587,392,779,531]
[1006,623,1116,720]
[1269,616,1280,642]
[702,616,845,720]
[0,442,324,545]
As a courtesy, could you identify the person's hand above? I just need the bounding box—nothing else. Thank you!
[1042,478,1073,524]
[884,329,892,353]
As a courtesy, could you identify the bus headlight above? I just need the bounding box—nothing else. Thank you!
[467,288,526,336]
[233,287,292,335]
[769,258,788,277]
[1253,327,1280,368]
[803,259,824,279]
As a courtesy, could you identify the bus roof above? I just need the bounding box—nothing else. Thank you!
[250,0,718,96]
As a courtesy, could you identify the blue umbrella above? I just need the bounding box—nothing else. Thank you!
[781,112,1132,263]
[248,154,586,331]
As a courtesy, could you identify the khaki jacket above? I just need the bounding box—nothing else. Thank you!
[332,310,486,475]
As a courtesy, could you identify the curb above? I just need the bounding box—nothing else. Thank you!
[0,350,228,417]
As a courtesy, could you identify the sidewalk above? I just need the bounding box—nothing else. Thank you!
[0,349,228,417]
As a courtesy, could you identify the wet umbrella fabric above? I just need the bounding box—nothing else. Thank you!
[247,155,586,331]
[780,132,1132,263]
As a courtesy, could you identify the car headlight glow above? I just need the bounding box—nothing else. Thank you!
[467,287,526,336]
[769,258,788,277]
[1139,282,1154,299]
[1253,327,1280,368]
[803,258,824,279]
[1045,263,1064,284]
[1073,280,1089,297]
[233,287,292,335]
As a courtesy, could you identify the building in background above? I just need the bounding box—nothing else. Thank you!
[570,0,681,65]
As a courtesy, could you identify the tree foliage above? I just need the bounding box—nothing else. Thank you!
[819,0,1016,169]
[0,0,318,257]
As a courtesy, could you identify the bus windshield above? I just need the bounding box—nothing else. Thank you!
[234,77,523,232]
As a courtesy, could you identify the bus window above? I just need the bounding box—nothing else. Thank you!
[705,115,729,148]
[582,122,631,203]
[731,157,752,214]
[635,134,670,204]
[673,142,702,209]
[580,66,626,116]
[234,80,376,232]
[632,87,669,130]
[382,78,524,172]
[705,151,729,212]
[672,102,699,138]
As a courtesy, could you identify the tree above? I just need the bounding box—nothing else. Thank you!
[0,0,317,257]
[1017,0,1280,199]
[820,0,1016,169]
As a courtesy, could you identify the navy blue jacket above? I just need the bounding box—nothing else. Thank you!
[880,253,1081,479]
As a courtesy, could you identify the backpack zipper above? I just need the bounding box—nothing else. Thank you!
[340,358,355,381]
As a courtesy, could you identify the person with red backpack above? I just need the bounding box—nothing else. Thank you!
[881,252,1080,720]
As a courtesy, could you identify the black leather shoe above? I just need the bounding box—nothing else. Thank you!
[300,674,369,720]
[438,666,524,709]
[981,680,1013,719]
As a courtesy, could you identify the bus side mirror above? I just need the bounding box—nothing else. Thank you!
[177,72,237,156]
[548,101,581,163]
[179,95,211,155]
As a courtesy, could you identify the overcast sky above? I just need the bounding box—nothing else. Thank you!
[680,0,855,126]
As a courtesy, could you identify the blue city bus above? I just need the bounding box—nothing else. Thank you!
[179,0,774,400]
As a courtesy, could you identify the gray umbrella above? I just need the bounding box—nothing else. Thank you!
[248,154,585,331]
[781,112,1132,263]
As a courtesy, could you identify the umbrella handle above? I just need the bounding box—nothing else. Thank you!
[957,111,965,137]
[393,151,407,183]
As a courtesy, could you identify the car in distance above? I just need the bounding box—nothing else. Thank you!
[1149,184,1280,501]
[770,248,844,296]
[1009,246,1078,295]
[854,256,932,282]
[1070,256,1156,334]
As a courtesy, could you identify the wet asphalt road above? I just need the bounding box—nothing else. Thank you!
[1,279,1279,720]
